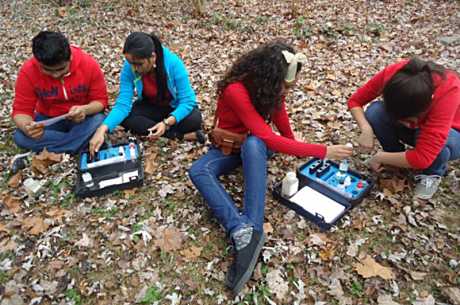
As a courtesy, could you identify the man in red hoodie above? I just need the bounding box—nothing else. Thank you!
[12,31,108,154]
[348,58,460,200]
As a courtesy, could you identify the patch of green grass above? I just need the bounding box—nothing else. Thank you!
[91,207,119,219]
[350,280,364,297]
[140,286,162,304]
[0,271,10,284]
[293,16,313,39]
[65,288,82,305]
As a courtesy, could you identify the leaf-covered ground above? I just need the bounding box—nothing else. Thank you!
[0,1,459,304]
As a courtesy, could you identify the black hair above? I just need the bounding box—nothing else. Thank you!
[383,57,446,119]
[32,31,71,66]
[123,32,169,104]
[218,41,300,119]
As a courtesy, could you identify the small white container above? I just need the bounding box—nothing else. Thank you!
[281,171,299,198]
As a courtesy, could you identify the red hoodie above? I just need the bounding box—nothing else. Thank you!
[12,46,108,118]
[217,82,327,158]
[348,60,460,169]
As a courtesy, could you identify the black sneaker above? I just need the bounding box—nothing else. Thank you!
[195,130,206,144]
[10,152,31,174]
[225,230,265,295]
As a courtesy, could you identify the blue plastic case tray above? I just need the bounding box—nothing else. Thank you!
[272,158,374,231]
[74,140,144,198]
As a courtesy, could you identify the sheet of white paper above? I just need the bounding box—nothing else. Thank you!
[289,186,346,224]
[36,113,68,127]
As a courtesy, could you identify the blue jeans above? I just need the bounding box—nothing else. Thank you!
[14,113,105,154]
[365,101,460,176]
[188,136,270,236]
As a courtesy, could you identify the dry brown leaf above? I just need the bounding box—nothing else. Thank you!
[379,178,407,195]
[123,188,137,198]
[2,194,22,213]
[410,271,427,281]
[354,255,395,280]
[31,149,62,174]
[22,216,49,235]
[319,245,336,262]
[0,222,9,234]
[0,239,17,252]
[144,149,158,175]
[155,227,184,252]
[180,246,202,260]
[263,222,273,235]
[46,207,68,221]
[8,172,22,188]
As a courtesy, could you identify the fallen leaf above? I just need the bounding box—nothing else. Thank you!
[2,194,22,213]
[442,287,460,305]
[0,223,9,234]
[410,271,427,281]
[22,216,49,235]
[75,233,94,248]
[46,207,68,221]
[8,172,22,188]
[123,188,137,198]
[412,294,435,305]
[144,147,158,175]
[180,246,202,260]
[266,269,289,301]
[354,255,395,280]
[155,227,184,252]
[263,222,273,235]
[308,233,331,247]
[31,149,62,174]
[319,245,336,262]
[377,294,402,305]
[379,178,407,195]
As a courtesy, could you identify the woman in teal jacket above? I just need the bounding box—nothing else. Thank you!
[89,32,203,155]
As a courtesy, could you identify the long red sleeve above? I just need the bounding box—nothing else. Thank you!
[347,60,460,169]
[271,100,295,139]
[217,82,327,158]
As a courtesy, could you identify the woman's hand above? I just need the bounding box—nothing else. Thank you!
[89,125,108,157]
[148,122,167,140]
[357,128,374,152]
[325,144,353,160]
[367,152,384,172]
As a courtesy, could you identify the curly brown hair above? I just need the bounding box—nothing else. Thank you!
[217,41,300,119]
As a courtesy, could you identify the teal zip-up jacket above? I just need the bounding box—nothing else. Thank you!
[103,46,197,132]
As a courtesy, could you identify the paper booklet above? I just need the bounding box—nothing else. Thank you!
[289,185,346,224]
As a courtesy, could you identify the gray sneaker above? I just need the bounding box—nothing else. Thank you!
[414,175,442,200]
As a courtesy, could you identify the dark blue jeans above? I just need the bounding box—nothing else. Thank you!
[188,136,270,236]
[365,101,460,176]
[14,113,105,154]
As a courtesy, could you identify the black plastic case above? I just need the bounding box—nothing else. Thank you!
[74,140,144,198]
[272,158,374,231]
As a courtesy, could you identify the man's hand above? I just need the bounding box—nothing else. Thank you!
[23,121,45,139]
[357,128,374,152]
[367,152,384,172]
[147,122,167,140]
[68,105,87,123]
[325,144,353,160]
[89,125,107,158]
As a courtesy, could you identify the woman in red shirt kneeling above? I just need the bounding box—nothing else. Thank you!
[348,58,460,200]
[188,41,352,295]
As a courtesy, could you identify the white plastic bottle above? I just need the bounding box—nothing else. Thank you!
[281,171,299,198]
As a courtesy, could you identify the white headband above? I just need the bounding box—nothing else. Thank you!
[282,50,307,83]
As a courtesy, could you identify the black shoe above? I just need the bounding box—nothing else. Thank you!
[196,130,206,144]
[10,152,31,174]
[225,230,265,295]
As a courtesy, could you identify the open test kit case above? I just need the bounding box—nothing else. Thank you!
[74,139,144,198]
[273,158,374,231]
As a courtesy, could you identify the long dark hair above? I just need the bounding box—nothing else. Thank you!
[217,41,300,119]
[123,32,169,103]
[383,57,446,119]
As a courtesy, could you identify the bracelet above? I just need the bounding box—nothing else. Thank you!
[162,119,170,130]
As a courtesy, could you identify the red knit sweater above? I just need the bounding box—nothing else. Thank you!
[216,82,327,158]
[348,60,460,169]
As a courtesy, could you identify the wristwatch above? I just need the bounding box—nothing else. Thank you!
[162,118,171,130]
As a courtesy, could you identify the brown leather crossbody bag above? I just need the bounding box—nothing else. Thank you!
[210,106,247,155]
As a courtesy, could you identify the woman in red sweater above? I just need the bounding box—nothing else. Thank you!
[188,41,352,294]
[348,58,460,200]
